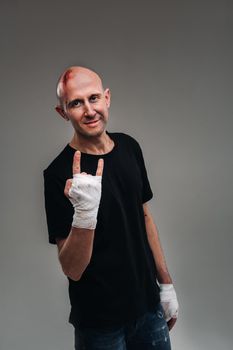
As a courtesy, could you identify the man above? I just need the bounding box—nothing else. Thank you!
[43,66,179,349]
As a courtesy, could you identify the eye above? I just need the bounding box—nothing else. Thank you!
[68,99,82,109]
[90,95,99,102]
[72,100,82,107]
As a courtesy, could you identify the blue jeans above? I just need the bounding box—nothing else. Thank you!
[74,302,171,350]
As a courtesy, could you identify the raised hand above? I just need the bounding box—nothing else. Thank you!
[64,151,104,230]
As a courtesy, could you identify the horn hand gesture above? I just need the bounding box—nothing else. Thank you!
[64,151,104,230]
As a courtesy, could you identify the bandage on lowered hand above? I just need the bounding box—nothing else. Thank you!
[159,284,179,321]
[68,173,102,230]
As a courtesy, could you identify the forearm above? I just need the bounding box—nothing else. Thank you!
[58,226,95,281]
[144,215,172,284]
[143,205,179,327]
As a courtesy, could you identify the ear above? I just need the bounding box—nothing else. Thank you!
[55,105,69,121]
[104,88,111,108]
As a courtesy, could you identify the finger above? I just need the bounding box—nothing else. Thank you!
[167,317,177,332]
[96,158,104,176]
[64,179,73,198]
[73,151,81,175]
[81,172,87,175]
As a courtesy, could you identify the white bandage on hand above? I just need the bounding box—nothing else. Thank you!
[160,284,179,321]
[68,173,102,230]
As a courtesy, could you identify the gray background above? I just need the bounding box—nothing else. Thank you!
[1,0,232,349]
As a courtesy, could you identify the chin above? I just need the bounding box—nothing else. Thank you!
[78,126,106,138]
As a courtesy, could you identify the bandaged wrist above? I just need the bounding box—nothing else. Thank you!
[159,283,179,321]
[68,173,102,230]
[160,284,174,292]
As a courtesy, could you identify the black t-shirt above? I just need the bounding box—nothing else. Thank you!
[43,131,160,328]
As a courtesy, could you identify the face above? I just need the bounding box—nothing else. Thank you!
[56,71,111,139]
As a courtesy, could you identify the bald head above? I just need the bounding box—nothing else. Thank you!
[56,66,104,108]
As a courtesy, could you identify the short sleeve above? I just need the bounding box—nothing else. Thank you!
[43,170,73,244]
[135,141,153,204]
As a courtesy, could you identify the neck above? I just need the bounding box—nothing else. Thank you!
[69,131,114,155]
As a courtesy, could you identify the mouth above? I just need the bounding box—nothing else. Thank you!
[84,119,100,127]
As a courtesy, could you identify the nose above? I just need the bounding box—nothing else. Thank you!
[84,101,96,117]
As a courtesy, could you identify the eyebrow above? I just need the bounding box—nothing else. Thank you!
[67,93,102,108]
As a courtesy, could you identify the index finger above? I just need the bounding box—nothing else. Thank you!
[96,158,104,176]
[73,150,81,175]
